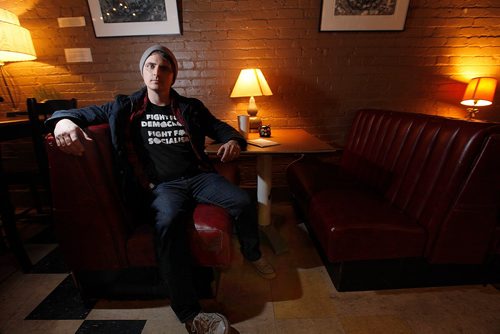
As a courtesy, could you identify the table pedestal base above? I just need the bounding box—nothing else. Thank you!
[259,223,288,255]
[257,154,288,254]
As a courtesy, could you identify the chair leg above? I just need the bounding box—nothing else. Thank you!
[28,181,43,214]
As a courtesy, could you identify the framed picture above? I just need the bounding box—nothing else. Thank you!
[87,0,180,37]
[320,0,410,31]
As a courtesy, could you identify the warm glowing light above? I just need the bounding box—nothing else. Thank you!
[461,77,497,107]
[0,8,36,64]
[0,8,37,111]
[230,68,273,131]
[230,69,273,99]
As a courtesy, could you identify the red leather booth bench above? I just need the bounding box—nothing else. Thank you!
[287,109,500,290]
[46,124,236,299]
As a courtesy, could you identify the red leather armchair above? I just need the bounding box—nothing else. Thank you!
[46,124,237,298]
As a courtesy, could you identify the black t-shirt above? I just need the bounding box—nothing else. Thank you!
[138,102,199,182]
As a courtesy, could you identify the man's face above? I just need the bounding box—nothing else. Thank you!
[142,52,174,94]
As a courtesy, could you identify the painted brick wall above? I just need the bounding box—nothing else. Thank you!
[1,0,499,145]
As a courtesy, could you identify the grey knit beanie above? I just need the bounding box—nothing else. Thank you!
[139,45,178,83]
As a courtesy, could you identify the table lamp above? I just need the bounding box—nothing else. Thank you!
[230,68,272,132]
[460,77,497,120]
[0,8,37,114]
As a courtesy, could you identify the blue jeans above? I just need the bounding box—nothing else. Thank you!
[151,171,261,322]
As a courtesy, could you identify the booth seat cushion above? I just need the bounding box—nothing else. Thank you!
[287,160,342,214]
[309,188,426,262]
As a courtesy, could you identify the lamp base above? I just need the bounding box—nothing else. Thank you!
[466,107,479,120]
[249,116,262,132]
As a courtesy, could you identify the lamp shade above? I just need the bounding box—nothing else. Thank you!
[460,77,497,107]
[230,69,273,98]
[0,8,36,64]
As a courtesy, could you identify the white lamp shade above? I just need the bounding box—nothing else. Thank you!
[460,77,497,107]
[230,68,273,98]
[0,8,36,63]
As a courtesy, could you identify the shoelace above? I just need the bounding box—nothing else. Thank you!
[193,315,222,333]
[254,259,273,273]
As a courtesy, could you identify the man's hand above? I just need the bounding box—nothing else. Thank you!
[53,119,93,156]
[217,139,241,162]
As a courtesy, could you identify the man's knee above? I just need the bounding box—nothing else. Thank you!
[235,188,252,208]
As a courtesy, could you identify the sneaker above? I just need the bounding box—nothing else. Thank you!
[185,312,229,334]
[251,257,276,279]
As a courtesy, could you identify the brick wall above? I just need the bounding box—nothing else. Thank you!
[1,0,499,146]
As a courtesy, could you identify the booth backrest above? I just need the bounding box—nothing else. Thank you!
[341,109,500,263]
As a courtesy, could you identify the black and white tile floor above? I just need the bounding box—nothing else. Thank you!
[1,200,500,334]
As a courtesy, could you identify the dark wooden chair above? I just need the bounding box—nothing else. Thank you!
[26,98,77,207]
[4,98,77,215]
[0,98,77,271]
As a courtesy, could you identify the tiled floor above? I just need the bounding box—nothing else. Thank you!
[1,197,500,333]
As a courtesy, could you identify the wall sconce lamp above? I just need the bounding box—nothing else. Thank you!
[460,77,497,120]
[0,8,37,114]
[230,68,273,132]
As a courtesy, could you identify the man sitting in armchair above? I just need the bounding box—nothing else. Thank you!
[45,45,275,334]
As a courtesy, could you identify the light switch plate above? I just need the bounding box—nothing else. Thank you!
[64,48,93,63]
[58,16,86,28]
